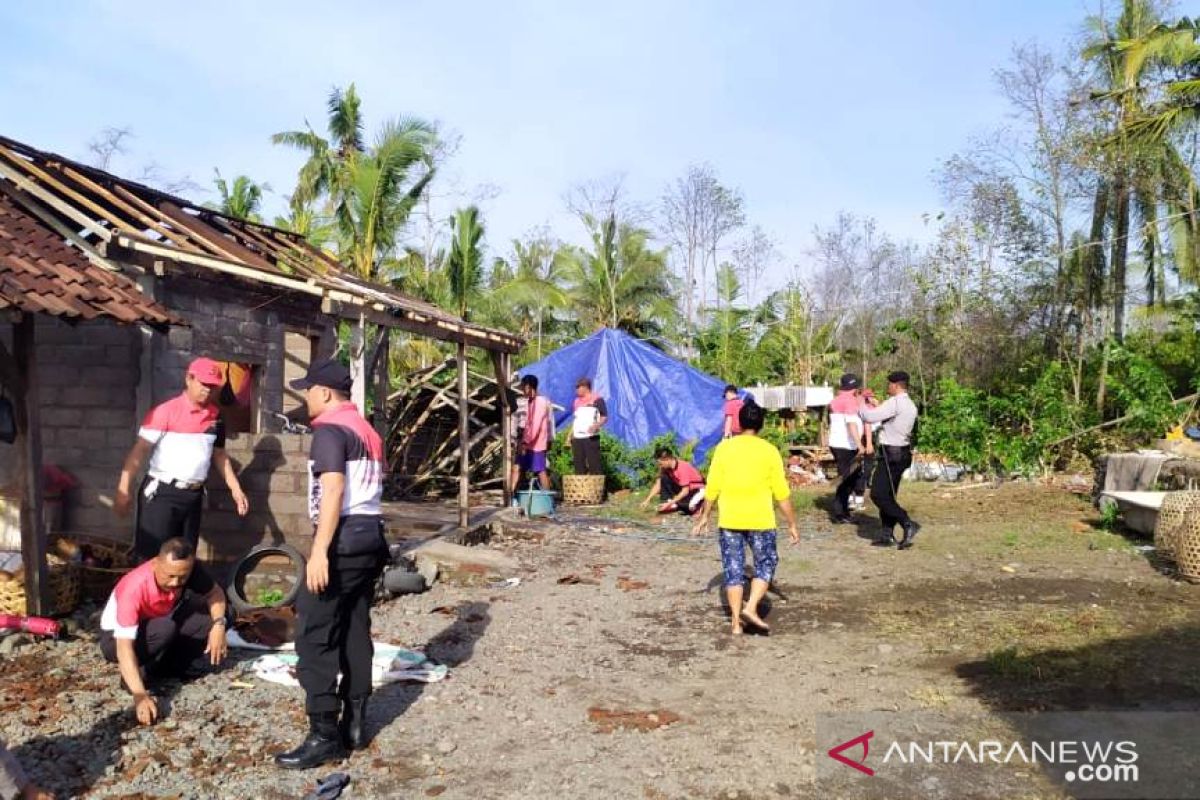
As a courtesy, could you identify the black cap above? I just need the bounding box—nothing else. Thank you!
[839,373,860,390]
[289,359,353,394]
[887,370,910,384]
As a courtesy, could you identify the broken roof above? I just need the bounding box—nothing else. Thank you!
[0,134,522,353]
[0,190,179,328]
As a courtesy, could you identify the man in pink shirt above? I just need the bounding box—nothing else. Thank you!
[98,537,228,726]
[722,384,744,439]
[512,375,552,491]
[828,373,865,524]
[640,446,707,515]
[114,357,249,561]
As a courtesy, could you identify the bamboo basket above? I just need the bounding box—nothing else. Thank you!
[1154,491,1200,559]
[1171,496,1200,583]
[562,474,605,505]
[51,534,135,602]
[0,553,80,616]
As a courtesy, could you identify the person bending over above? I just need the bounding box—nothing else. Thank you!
[640,447,706,515]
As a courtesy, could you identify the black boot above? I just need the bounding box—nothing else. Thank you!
[898,521,922,550]
[872,528,895,547]
[275,713,347,770]
[339,697,369,750]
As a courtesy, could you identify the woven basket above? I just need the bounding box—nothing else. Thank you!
[562,474,605,505]
[1171,495,1200,583]
[0,553,80,616]
[51,535,135,602]
[1154,491,1200,559]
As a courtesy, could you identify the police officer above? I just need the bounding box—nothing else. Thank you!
[276,360,389,770]
[114,357,249,561]
[859,371,921,549]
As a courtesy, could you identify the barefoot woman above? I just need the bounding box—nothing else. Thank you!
[693,400,800,634]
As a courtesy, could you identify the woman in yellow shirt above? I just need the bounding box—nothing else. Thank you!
[693,401,800,635]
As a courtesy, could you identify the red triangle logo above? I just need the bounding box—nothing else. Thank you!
[827,730,875,776]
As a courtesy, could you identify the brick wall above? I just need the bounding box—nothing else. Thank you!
[201,432,313,565]
[0,280,328,561]
[0,316,140,538]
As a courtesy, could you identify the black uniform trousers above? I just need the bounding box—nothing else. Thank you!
[870,445,913,531]
[296,547,387,715]
[855,454,875,496]
[571,436,603,475]
[135,478,204,561]
[98,594,214,679]
[830,447,861,517]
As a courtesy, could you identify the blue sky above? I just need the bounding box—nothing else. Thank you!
[0,0,1093,287]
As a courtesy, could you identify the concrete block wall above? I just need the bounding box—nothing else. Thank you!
[152,281,287,428]
[0,317,140,539]
[201,432,314,564]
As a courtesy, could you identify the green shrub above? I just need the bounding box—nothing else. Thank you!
[547,429,699,491]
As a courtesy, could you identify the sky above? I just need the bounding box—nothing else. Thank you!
[0,0,1096,290]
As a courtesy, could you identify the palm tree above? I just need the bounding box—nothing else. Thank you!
[695,264,754,383]
[208,170,267,222]
[446,206,485,319]
[1084,0,1200,336]
[490,237,571,358]
[273,85,437,280]
[755,285,840,386]
[273,195,336,251]
[560,214,677,340]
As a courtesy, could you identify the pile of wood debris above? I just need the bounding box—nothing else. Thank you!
[385,358,512,498]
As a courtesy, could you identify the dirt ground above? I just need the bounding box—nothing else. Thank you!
[3,480,1199,799]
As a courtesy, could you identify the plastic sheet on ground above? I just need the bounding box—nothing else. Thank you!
[249,643,449,687]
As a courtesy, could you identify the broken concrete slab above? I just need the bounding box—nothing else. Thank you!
[412,540,519,586]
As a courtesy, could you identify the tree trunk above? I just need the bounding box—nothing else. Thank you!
[1085,181,1109,312]
[1109,173,1130,342]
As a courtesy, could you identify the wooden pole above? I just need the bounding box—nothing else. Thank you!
[457,342,470,529]
[373,328,391,443]
[14,316,49,615]
[491,350,513,506]
[350,315,367,412]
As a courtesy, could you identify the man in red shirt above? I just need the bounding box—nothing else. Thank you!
[98,537,228,726]
[114,357,249,561]
[512,375,552,492]
[723,385,744,439]
[641,446,707,515]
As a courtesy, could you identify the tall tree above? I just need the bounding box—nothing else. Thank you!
[273,84,437,280]
[660,165,744,349]
[491,235,571,358]
[1083,0,1200,336]
[561,214,676,340]
[446,206,485,319]
[209,170,267,222]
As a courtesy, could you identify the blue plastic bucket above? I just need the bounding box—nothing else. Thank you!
[517,488,555,517]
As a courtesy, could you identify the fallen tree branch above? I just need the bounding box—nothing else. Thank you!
[1047,392,1199,448]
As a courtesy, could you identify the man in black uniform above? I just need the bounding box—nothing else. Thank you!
[860,371,921,549]
[276,360,389,770]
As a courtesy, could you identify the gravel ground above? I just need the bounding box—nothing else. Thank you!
[2,482,1198,799]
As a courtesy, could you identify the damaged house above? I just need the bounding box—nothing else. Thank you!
[0,134,521,613]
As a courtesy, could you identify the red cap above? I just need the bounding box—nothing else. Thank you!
[188,357,224,387]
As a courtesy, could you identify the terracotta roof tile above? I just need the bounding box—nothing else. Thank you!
[0,193,179,328]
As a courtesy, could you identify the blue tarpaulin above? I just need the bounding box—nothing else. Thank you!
[518,328,731,464]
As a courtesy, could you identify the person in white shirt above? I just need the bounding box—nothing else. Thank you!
[827,373,864,524]
[570,377,608,475]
